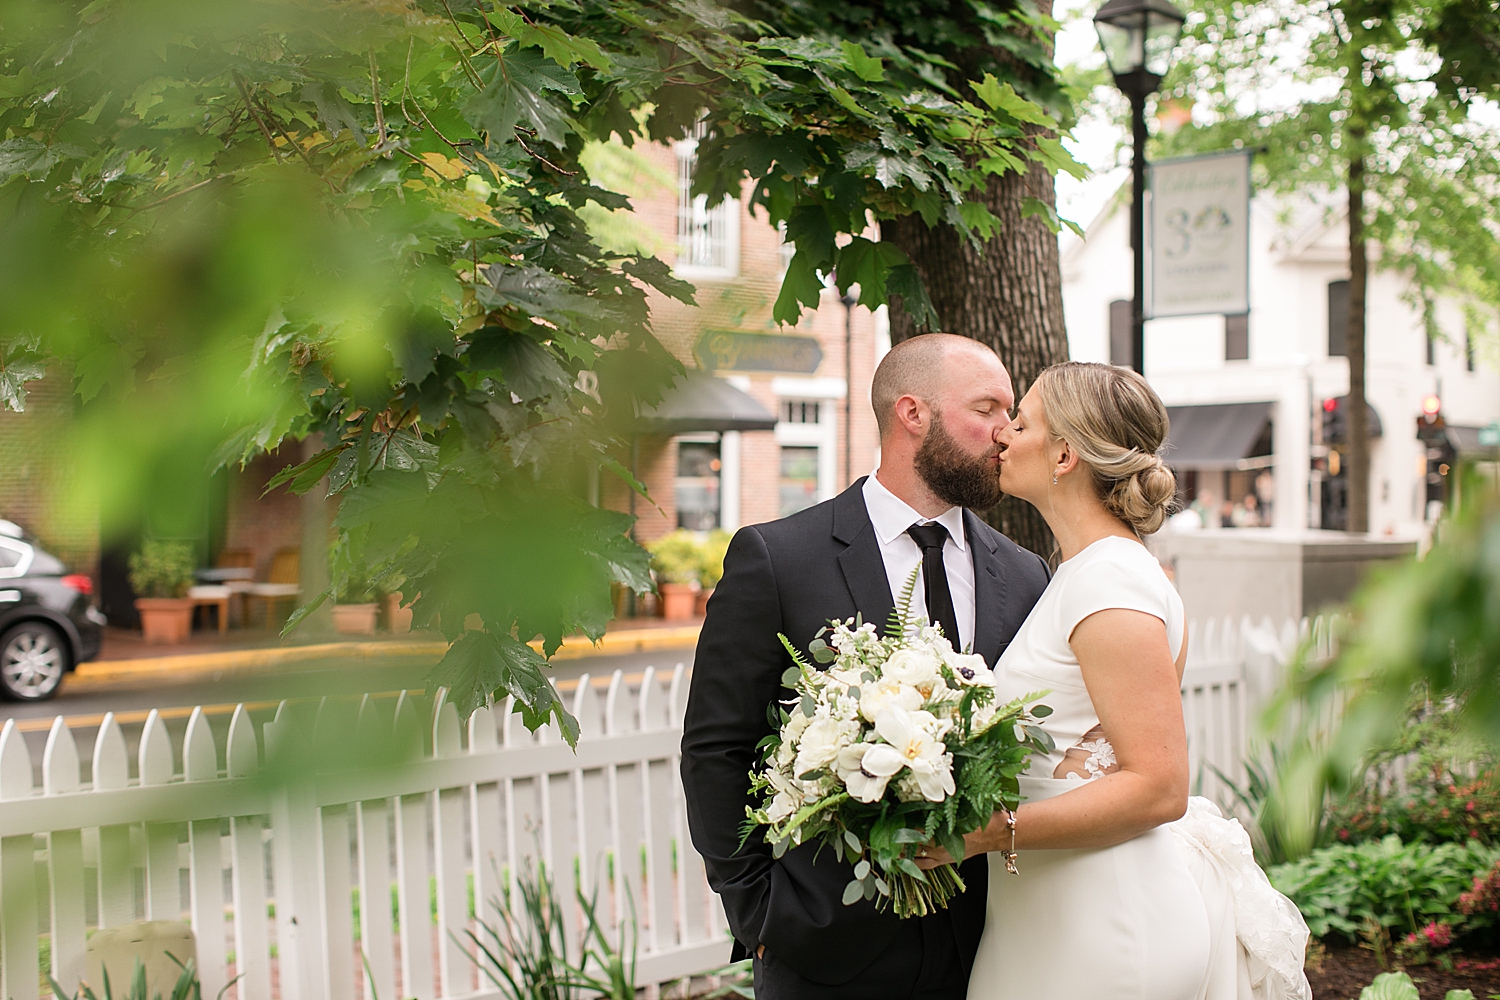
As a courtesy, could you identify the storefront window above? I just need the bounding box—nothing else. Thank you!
[676,441,721,530]
[779,446,820,517]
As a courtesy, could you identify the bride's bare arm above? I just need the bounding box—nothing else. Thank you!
[961,608,1189,856]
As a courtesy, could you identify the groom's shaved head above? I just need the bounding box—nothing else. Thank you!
[871,333,1004,438]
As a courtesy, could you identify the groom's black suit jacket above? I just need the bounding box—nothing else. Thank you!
[681,478,1051,987]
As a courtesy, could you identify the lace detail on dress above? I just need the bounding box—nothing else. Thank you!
[1053,725,1119,780]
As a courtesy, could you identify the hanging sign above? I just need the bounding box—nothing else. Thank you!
[694,330,824,373]
[1149,150,1251,318]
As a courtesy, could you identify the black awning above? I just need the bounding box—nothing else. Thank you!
[1447,424,1500,459]
[1163,402,1274,470]
[635,369,778,434]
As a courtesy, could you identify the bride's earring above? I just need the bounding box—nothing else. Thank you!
[1052,472,1058,486]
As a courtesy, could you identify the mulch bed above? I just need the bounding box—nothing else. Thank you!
[1308,939,1500,999]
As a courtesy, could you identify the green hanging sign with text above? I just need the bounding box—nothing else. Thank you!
[694,330,824,374]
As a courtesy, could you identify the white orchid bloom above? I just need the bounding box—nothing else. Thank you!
[874,708,955,802]
[859,675,923,722]
[836,742,906,803]
[793,715,857,774]
[946,652,995,688]
[766,789,799,823]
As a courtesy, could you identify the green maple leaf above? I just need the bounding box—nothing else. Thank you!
[970,74,1054,128]
[841,41,885,82]
[773,250,826,325]
[836,237,908,308]
[467,45,579,147]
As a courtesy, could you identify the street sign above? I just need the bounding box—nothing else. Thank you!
[694,330,824,373]
[1480,421,1500,448]
[1148,149,1252,318]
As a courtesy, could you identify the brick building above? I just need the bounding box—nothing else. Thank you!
[597,134,885,543]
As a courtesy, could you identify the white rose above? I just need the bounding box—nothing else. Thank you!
[946,652,995,688]
[859,675,923,722]
[793,716,856,774]
[884,648,941,686]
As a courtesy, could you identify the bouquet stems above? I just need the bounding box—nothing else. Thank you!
[888,864,967,919]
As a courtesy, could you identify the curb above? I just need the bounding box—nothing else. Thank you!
[67,625,702,690]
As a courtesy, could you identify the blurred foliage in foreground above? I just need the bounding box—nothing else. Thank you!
[1271,471,1500,854]
[0,0,1080,739]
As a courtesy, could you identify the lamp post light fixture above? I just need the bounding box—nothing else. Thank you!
[1093,0,1185,374]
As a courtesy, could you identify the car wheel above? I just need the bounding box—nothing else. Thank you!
[0,621,69,701]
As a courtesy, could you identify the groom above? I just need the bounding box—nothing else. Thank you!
[681,334,1051,999]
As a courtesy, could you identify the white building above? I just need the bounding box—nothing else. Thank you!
[1061,191,1500,536]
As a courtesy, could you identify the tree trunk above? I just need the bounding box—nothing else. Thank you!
[885,156,1069,560]
[1346,134,1370,534]
[884,0,1069,561]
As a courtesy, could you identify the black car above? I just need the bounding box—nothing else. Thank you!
[0,520,105,700]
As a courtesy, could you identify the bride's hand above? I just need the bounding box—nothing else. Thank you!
[914,844,954,870]
[915,809,1012,868]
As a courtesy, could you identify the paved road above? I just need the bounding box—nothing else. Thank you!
[0,644,696,787]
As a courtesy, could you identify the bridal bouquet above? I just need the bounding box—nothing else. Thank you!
[742,573,1053,918]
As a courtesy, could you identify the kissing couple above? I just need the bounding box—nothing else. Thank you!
[681,334,1310,1000]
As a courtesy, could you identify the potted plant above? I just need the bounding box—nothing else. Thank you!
[696,529,731,616]
[333,570,379,635]
[647,530,702,621]
[129,540,197,644]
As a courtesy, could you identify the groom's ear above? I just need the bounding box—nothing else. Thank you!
[892,393,928,436]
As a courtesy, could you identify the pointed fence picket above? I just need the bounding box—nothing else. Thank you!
[0,665,729,1000]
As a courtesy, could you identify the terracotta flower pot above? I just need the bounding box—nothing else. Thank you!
[659,582,698,621]
[135,598,194,644]
[694,587,714,617]
[333,602,379,635]
[381,592,412,633]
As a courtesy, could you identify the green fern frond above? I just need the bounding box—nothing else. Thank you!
[886,564,923,640]
[778,633,814,672]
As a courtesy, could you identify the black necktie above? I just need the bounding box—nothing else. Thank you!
[906,522,961,651]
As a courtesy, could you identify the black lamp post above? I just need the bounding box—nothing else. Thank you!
[1093,0,1185,374]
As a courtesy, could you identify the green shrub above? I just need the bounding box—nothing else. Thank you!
[1324,703,1500,846]
[646,530,702,586]
[699,529,731,589]
[1268,836,1500,941]
[127,540,196,599]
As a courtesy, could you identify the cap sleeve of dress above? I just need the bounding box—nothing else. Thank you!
[1059,542,1176,645]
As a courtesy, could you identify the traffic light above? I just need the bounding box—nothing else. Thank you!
[1415,396,1453,508]
[1321,397,1344,445]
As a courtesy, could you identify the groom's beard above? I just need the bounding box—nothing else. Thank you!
[914,412,1003,510]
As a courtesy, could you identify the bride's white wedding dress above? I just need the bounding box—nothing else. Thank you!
[967,536,1311,1000]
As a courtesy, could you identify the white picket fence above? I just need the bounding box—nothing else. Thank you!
[1179,614,1341,806]
[0,617,1341,1000]
[0,664,729,1000]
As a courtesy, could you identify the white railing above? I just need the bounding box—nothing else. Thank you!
[0,664,730,1000]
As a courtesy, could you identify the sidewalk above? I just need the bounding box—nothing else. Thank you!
[73,617,703,691]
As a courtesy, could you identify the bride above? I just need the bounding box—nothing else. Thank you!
[919,362,1310,1000]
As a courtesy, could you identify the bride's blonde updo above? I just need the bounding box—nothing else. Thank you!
[1033,362,1178,534]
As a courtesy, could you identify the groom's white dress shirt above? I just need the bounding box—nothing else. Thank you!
[861,473,976,653]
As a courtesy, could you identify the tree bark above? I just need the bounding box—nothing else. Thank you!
[1346,133,1370,534]
[884,0,1069,561]
[885,154,1069,561]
